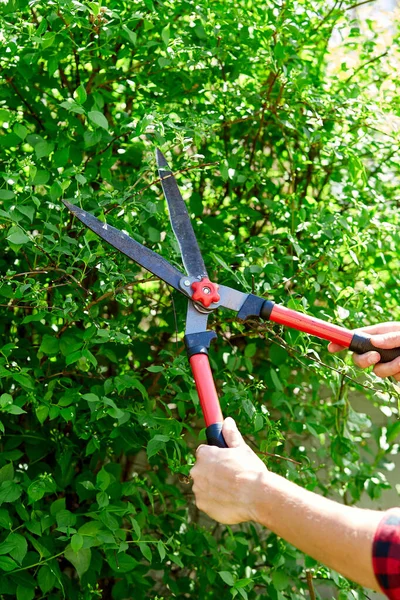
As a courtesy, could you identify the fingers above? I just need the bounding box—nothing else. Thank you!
[352,351,381,369]
[373,357,400,379]
[222,417,245,448]
[367,331,400,350]
[328,342,346,354]
[328,324,400,354]
[354,322,400,336]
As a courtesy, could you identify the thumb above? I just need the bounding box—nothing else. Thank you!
[222,417,245,448]
[370,331,400,349]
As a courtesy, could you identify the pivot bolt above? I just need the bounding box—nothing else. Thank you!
[191,278,220,308]
[184,280,191,287]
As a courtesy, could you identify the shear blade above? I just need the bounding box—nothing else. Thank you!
[63,200,185,293]
[156,149,208,280]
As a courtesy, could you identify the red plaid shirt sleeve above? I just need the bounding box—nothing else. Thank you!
[373,509,400,599]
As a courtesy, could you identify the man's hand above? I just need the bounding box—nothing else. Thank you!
[328,322,400,380]
[190,417,268,524]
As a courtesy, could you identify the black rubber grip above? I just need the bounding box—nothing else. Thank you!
[206,423,228,448]
[350,333,400,364]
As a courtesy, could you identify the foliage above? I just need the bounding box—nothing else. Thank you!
[0,0,399,598]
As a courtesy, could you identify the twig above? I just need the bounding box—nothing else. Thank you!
[258,449,302,466]
[4,74,44,130]
[124,161,219,202]
[341,50,388,87]
[5,267,88,293]
[306,570,317,600]
[84,278,157,311]
[346,0,376,9]
[246,438,302,466]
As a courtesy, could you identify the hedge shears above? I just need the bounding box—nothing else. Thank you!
[63,150,400,448]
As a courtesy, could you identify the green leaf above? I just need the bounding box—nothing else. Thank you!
[88,111,109,130]
[60,100,85,114]
[13,124,28,140]
[0,481,21,505]
[122,24,137,45]
[146,365,164,373]
[16,205,35,222]
[107,551,138,573]
[7,405,26,415]
[36,404,49,425]
[65,350,83,366]
[35,140,54,159]
[50,498,66,516]
[99,511,119,531]
[39,334,59,355]
[244,343,257,358]
[7,533,27,564]
[219,571,235,586]
[96,491,109,508]
[131,518,141,539]
[0,190,15,200]
[0,540,17,555]
[7,227,29,245]
[56,509,76,528]
[12,373,34,390]
[0,394,13,408]
[0,509,12,530]
[161,24,170,46]
[49,181,63,201]
[38,565,56,594]
[157,541,166,562]
[64,546,91,579]
[271,570,289,591]
[0,555,18,572]
[270,368,283,392]
[146,435,170,459]
[71,533,83,553]
[0,463,14,485]
[96,468,111,491]
[74,85,87,104]
[78,521,104,536]
[138,542,152,562]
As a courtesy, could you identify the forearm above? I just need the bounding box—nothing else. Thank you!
[252,471,382,591]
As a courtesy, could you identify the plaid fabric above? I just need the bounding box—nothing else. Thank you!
[373,509,400,599]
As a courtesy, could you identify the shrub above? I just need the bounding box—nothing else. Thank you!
[0,0,399,598]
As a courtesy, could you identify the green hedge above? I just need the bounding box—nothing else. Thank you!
[0,0,399,598]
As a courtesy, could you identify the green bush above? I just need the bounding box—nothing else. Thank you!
[0,0,399,598]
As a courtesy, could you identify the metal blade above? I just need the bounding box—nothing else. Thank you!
[156,149,208,279]
[63,201,185,292]
[185,302,209,335]
[217,285,249,312]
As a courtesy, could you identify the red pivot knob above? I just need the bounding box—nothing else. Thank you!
[191,278,220,308]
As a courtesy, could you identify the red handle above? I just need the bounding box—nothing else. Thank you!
[189,354,223,427]
[269,304,354,347]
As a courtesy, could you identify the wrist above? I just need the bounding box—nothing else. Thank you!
[249,470,289,527]
[248,469,275,525]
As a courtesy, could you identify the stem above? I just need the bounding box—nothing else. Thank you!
[8,551,64,574]
[306,570,317,600]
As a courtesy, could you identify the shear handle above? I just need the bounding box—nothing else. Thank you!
[189,354,227,448]
[260,301,400,364]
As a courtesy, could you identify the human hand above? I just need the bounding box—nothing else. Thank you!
[328,322,400,380]
[190,417,268,524]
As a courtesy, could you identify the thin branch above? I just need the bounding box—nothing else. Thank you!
[346,0,376,9]
[306,571,317,600]
[3,74,44,130]
[342,50,388,87]
[124,161,219,202]
[84,278,157,311]
[313,0,343,33]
